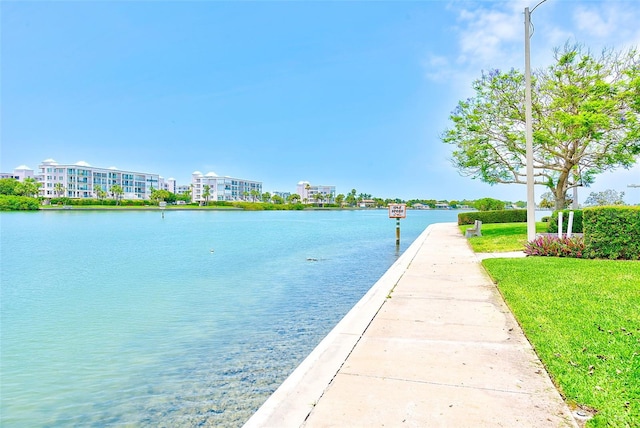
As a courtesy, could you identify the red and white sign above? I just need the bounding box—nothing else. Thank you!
[388,204,406,218]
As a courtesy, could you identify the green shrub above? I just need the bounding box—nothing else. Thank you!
[0,195,40,210]
[541,216,550,223]
[583,206,640,260]
[48,198,149,206]
[232,202,265,210]
[457,209,527,225]
[547,209,583,233]
[209,201,234,207]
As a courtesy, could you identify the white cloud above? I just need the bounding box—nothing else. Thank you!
[572,3,640,50]
[455,6,521,66]
[422,54,451,81]
[423,2,524,86]
[574,5,618,38]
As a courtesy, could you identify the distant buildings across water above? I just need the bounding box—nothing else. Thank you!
[2,159,336,204]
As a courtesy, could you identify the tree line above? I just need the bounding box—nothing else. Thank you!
[0,177,632,211]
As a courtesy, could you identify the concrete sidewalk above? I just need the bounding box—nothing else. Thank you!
[244,222,578,428]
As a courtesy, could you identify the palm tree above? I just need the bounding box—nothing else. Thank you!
[203,184,211,205]
[326,191,334,205]
[110,184,124,205]
[184,185,193,203]
[18,177,41,198]
[93,184,108,203]
[346,189,357,207]
[97,188,108,203]
[313,192,324,207]
[242,191,250,201]
[304,183,311,204]
[55,182,66,198]
[288,193,300,204]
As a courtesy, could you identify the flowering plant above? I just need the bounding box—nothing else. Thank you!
[524,235,585,258]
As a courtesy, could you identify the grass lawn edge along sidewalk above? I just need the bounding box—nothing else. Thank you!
[462,223,639,428]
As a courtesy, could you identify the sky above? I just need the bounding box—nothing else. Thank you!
[2,0,639,204]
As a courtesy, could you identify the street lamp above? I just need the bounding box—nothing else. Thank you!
[524,0,547,242]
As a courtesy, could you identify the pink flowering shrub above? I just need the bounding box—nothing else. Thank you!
[524,235,585,258]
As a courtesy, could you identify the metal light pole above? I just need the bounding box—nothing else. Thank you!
[524,0,546,242]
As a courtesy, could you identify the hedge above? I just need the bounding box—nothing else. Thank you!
[547,209,584,234]
[457,209,527,225]
[47,198,151,206]
[583,206,640,260]
[0,195,40,211]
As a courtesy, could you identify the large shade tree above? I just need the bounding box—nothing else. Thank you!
[442,44,640,210]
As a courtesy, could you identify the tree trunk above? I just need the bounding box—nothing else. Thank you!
[554,170,570,210]
[554,193,566,211]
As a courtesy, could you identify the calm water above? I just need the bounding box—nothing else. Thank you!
[1,209,458,427]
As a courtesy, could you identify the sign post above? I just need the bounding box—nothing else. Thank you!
[388,204,407,246]
[159,201,166,218]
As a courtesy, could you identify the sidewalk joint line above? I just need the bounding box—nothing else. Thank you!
[339,372,532,396]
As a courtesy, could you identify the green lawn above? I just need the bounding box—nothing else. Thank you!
[473,224,640,427]
[459,221,547,252]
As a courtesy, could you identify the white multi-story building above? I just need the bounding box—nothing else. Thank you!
[164,178,177,194]
[191,171,262,203]
[1,165,35,181]
[158,177,190,196]
[38,159,160,200]
[14,165,35,181]
[176,184,191,195]
[296,181,336,204]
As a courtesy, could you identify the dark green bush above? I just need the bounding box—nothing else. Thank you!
[232,202,265,210]
[0,195,40,210]
[208,201,234,207]
[547,209,583,233]
[583,206,640,260]
[48,198,146,206]
[457,209,527,225]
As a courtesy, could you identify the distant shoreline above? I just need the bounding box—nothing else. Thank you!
[38,206,401,212]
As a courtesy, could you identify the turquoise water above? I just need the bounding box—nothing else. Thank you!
[1,209,458,427]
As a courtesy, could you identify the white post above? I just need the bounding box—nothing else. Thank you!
[558,211,563,239]
[567,211,574,238]
[524,7,536,242]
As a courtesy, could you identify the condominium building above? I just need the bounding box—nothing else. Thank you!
[15,165,36,181]
[1,165,35,181]
[191,171,262,203]
[296,181,336,204]
[38,159,160,200]
[175,184,191,195]
[162,177,177,193]
[160,178,190,195]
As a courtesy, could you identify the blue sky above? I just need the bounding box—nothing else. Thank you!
[2,0,639,203]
